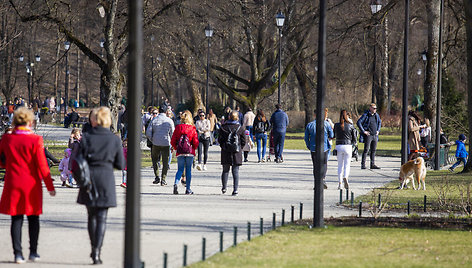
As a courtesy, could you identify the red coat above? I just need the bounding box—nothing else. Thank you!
[171,124,199,156]
[0,126,54,216]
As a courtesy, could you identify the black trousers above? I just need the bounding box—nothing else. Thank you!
[198,138,210,164]
[221,165,240,192]
[11,215,39,256]
[310,151,328,180]
[87,207,108,251]
[361,135,378,167]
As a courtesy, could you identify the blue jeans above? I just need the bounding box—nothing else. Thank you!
[175,156,194,190]
[451,157,467,170]
[246,126,254,141]
[255,133,267,161]
[273,131,286,160]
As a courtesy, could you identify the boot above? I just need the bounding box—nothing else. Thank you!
[91,247,102,265]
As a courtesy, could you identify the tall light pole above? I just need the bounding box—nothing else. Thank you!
[205,24,213,113]
[19,54,40,105]
[275,12,285,106]
[434,0,444,170]
[370,0,382,103]
[401,0,409,165]
[34,55,41,100]
[150,36,155,107]
[64,41,70,118]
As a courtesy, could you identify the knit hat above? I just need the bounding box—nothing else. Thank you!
[459,134,466,141]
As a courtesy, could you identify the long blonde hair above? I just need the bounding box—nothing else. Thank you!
[180,110,194,125]
[13,107,34,127]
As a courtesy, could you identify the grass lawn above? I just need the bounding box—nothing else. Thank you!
[349,169,472,214]
[192,225,472,268]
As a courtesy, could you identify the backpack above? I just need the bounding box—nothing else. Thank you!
[224,125,241,153]
[254,120,265,133]
[145,117,152,148]
[176,134,192,154]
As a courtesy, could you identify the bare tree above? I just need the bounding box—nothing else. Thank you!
[463,0,472,173]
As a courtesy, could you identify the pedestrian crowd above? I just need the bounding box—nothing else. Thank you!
[0,98,468,265]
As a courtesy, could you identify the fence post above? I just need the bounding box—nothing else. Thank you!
[424,195,427,212]
[407,201,410,215]
[183,245,187,267]
[378,193,381,207]
[233,226,237,247]
[291,205,294,223]
[202,237,206,261]
[247,222,251,241]
[163,252,168,268]
[346,189,349,200]
[299,202,303,219]
[350,192,354,207]
[359,201,362,217]
[272,213,276,230]
[282,209,285,226]
[219,231,223,252]
[339,189,343,203]
[260,218,263,235]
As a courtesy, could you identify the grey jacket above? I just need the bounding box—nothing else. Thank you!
[146,113,175,146]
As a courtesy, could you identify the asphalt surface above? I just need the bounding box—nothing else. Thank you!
[0,123,401,267]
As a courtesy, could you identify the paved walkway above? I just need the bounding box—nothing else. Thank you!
[0,124,401,267]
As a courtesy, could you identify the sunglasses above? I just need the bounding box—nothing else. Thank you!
[153,112,158,115]
[199,114,205,117]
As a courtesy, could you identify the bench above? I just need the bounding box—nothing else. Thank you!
[72,116,88,127]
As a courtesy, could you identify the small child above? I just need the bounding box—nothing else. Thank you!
[121,138,128,188]
[449,134,468,172]
[243,130,254,162]
[59,148,74,187]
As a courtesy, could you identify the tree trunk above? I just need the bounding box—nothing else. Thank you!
[379,16,389,115]
[424,0,440,140]
[463,0,472,173]
[294,62,315,126]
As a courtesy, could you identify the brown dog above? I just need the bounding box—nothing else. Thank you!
[399,157,427,190]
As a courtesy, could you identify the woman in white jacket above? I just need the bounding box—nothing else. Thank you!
[196,111,211,170]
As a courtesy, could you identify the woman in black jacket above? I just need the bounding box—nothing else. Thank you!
[76,107,125,264]
[253,109,271,162]
[334,110,357,190]
[218,111,246,196]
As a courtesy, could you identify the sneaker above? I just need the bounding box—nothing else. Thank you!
[370,164,380,169]
[232,191,238,196]
[449,167,454,172]
[185,189,194,195]
[181,178,186,185]
[323,181,328,189]
[153,177,160,184]
[62,181,66,187]
[14,254,25,264]
[65,181,73,188]
[343,178,349,189]
[361,165,367,170]
[261,158,266,163]
[202,165,207,171]
[196,164,202,171]
[173,185,178,195]
[244,159,248,162]
[28,253,40,262]
[258,160,261,163]
[337,183,342,190]
[161,179,167,186]
[222,188,227,194]
[120,182,127,188]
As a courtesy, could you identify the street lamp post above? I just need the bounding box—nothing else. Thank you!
[150,36,155,107]
[275,12,285,106]
[205,24,213,113]
[434,0,444,170]
[64,41,70,118]
[370,0,382,104]
[19,54,39,105]
[34,55,40,99]
[401,0,409,165]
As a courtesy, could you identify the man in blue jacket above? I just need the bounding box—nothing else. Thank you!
[357,103,381,169]
[304,109,334,189]
[270,104,289,163]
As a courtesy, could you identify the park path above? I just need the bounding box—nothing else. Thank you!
[0,124,401,267]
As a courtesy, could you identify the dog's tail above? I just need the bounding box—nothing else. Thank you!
[414,157,424,165]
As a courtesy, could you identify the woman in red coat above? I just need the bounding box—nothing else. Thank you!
[171,110,199,195]
[0,107,56,264]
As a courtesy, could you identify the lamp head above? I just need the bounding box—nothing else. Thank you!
[205,25,213,38]
[276,11,285,27]
[370,0,382,14]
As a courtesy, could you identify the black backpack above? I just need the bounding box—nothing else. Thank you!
[223,125,241,153]
[254,120,265,133]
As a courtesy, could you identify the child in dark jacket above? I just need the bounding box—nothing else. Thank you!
[449,134,468,172]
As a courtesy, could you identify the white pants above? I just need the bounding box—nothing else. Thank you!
[336,144,352,183]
